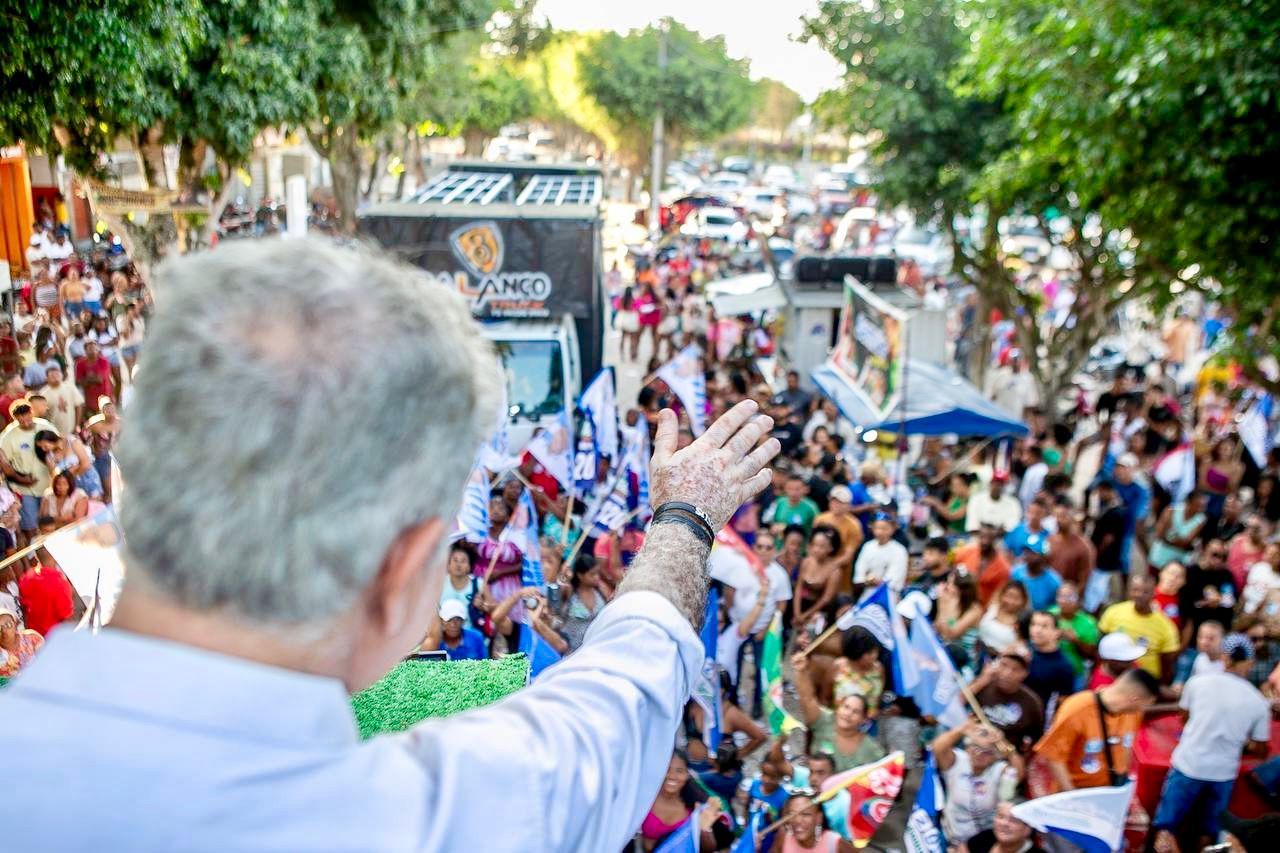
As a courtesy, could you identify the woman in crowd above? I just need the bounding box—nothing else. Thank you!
[979,580,1030,657]
[923,472,973,536]
[39,470,88,528]
[935,572,984,665]
[1199,437,1243,531]
[829,626,885,713]
[634,280,663,361]
[0,606,43,676]
[118,300,146,379]
[777,792,854,853]
[439,541,482,629]
[557,554,608,653]
[84,398,120,503]
[616,287,641,362]
[958,802,1046,853]
[793,652,885,772]
[474,493,525,628]
[1148,491,1207,570]
[59,264,86,319]
[792,527,843,634]
[932,719,1021,845]
[776,524,807,578]
[638,751,728,851]
[34,429,104,500]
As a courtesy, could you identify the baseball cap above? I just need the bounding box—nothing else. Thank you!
[1000,643,1032,667]
[1223,632,1256,662]
[1098,632,1146,662]
[1117,452,1140,468]
[439,599,468,622]
[829,485,853,503]
[991,469,1011,483]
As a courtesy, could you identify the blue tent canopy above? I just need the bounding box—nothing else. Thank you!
[811,360,1029,437]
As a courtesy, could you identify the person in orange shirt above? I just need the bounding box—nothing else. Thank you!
[1032,668,1159,793]
[953,523,1012,607]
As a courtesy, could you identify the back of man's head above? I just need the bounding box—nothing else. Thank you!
[116,239,500,635]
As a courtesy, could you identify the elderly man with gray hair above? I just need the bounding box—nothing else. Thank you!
[1,240,780,851]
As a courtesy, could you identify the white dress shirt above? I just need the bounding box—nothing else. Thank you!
[1,590,701,851]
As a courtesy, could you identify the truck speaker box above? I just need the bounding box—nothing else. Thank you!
[794,255,897,285]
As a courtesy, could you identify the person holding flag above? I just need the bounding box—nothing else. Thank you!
[656,345,709,436]
[904,753,946,853]
[931,720,1020,845]
[775,792,855,853]
[791,652,885,772]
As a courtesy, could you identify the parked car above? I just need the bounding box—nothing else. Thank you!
[680,206,749,244]
[705,171,749,194]
[720,156,754,175]
[737,186,782,220]
[891,226,953,276]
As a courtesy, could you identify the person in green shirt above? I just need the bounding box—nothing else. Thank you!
[763,474,820,538]
[1049,580,1099,682]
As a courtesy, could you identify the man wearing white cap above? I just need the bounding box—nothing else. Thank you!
[1087,631,1147,690]
[421,599,487,662]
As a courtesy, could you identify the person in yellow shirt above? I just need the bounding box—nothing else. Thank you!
[1098,574,1180,681]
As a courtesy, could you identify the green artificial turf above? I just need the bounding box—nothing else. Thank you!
[350,654,530,739]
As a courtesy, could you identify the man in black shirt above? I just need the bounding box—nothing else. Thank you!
[1026,611,1077,715]
[1087,479,1130,612]
[1178,537,1238,643]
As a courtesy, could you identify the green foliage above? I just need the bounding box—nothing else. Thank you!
[0,0,200,172]
[753,79,805,138]
[971,0,1280,388]
[414,33,536,138]
[578,20,757,164]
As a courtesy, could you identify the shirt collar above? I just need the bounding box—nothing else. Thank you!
[14,627,359,748]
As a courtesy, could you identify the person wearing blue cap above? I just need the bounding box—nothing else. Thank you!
[1010,533,1062,611]
[1152,633,1272,852]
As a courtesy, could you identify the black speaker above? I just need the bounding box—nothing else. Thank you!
[794,255,897,284]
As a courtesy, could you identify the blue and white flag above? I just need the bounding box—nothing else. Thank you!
[903,613,969,727]
[526,410,574,489]
[452,464,491,543]
[574,432,600,499]
[654,806,701,853]
[842,584,914,694]
[1239,392,1274,468]
[692,587,723,750]
[519,623,561,681]
[512,487,544,589]
[587,466,634,536]
[730,809,766,853]
[1011,782,1135,853]
[656,345,707,436]
[1153,441,1196,502]
[904,753,946,853]
[621,422,652,523]
[580,367,619,462]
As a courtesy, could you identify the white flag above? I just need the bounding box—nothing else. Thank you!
[655,345,707,436]
[1011,783,1135,853]
[525,410,574,488]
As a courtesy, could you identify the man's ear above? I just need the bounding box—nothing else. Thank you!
[367,518,446,638]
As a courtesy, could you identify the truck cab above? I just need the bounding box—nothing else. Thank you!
[484,317,579,449]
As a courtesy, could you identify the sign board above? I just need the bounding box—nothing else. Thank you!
[830,278,908,421]
[360,214,596,322]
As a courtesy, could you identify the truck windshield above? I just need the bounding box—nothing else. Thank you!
[494,340,564,419]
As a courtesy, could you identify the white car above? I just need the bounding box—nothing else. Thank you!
[704,171,749,194]
[680,206,749,243]
[737,186,781,220]
[764,164,797,187]
[891,226,953,276]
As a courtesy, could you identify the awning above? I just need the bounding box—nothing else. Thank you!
[811,359,1029,437]
[705,272,787,316]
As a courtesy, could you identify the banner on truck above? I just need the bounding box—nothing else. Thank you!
[830,279,908,422]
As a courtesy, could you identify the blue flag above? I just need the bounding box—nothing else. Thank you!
[730,809,768,853]
[654,807,701,853]
[845,584,914,694]
[519,625,561,681]
[904,614,969,727]
[579,367,619,463]
[692,588,722,750]
[513,488,544,589]
[904,752,946,853]
[1012,783,1135,853]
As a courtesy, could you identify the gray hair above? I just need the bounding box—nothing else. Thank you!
[116,238,499,627]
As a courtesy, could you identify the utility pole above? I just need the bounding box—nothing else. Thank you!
[648,19,668,238]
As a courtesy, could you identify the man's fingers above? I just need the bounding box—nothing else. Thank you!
[723,414,774,459]
[652,408,678,465]
[735,437,781,480]
[738,468,773,503]
[695,399,758,452]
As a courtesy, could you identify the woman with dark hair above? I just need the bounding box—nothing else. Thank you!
[793,653,885,772]
[935,572,984,664]
[777,792,854,853]
[439,541,482,630]
[34,429,103,500]
[637,750,729,850]
[40,470,87,527]
[922,472,973,536]
[792,526,843,633]
[978,580,1030,656]
[557,554,608,653]
[830,626,885,714]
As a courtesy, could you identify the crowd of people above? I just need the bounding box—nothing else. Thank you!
[0,222,142,676]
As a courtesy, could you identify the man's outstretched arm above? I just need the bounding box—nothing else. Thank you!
[398,401,778,851]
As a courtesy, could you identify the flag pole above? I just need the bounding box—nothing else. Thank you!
[796,623,841,659]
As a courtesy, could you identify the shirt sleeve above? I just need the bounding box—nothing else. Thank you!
[1250,706,1271,743]
[853,547,869,583]
[1098,607,1116,634]
[395,590,703,851]
[889,546,909,591]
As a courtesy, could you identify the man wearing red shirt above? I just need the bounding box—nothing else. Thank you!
[17,562,75,636]
[0,375,25,427]
[953,523,1013,607]
[75,339,114,414]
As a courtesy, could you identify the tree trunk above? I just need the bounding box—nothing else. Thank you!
[327,125,362,236]
[463,128,487,158]
[362,139,388,204]
[410,131,427,187]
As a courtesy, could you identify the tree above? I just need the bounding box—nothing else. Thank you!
[753,79,804,143]
[413,36,537,157]
[971,0,1280,393]
[307,0,496,232]
[803,0,1150,417]
[578,20,757,197]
